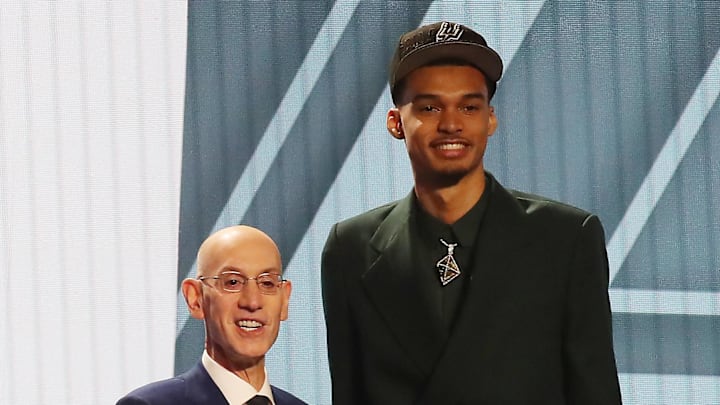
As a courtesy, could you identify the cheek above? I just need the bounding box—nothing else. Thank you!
[270,301,288,322]
[404,137,425,159]
[204,301,232,324]
[480,115,496,134]
[404,117,427,134]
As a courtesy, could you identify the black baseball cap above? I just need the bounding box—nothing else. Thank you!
[389,21,503,101]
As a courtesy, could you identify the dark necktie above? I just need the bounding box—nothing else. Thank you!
[246,395,271,405]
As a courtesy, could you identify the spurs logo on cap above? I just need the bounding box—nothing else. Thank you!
[435,22,463,42]
[389,21,503,102]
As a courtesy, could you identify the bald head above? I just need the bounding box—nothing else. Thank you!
[183,225,291,383]
[196,225,282,277]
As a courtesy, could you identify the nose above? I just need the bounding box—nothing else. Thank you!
[438,108,462,134]
[236,281,262,311]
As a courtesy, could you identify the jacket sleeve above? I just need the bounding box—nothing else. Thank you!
[321,223,362,405]
[563,214,623,404]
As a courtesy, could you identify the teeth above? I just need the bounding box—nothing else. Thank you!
[437,143,465,150]
[237,320,262,329]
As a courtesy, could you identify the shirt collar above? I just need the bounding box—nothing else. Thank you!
[202,350,275,405]
[413,175,491,248]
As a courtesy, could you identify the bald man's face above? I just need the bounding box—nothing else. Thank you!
[182,227,291,371]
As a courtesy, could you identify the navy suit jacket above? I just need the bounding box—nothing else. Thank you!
[116,362,306,405]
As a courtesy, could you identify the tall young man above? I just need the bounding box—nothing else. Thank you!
[322,21,622,404]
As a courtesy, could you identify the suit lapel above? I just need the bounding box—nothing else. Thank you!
[418,177,537,402]
[458,177,534,324]
[182,362,229,404]
[272,385,302,405]
[361,194,447,376]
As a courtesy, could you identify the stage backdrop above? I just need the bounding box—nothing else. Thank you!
[1,1,719,405]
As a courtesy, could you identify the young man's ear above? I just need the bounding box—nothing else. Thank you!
[387,109,404,140]
[182,278,205,320]
[487,106,498,137]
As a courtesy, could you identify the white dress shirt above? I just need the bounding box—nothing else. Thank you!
[202,350,275,405]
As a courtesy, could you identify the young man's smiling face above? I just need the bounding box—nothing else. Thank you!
[387,64,497,187]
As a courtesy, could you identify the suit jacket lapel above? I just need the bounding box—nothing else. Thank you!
[182,362,229,404]
[459,177,534,324]
[418,177,536,402]
[361,194,447,376]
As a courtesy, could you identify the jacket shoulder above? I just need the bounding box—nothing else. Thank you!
[508,188,597,225]
[116,377,188,405]
[116,363,224,405]
[332,199,401,241]
[271,385,308,405]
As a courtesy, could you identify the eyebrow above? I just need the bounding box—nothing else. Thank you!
[219,266,281,274]
[412,92,487,102]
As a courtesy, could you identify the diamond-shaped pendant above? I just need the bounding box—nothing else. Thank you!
[436,238,461,286]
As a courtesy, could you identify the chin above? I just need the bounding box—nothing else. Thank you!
[229,349,267,365]
[437,161,484,178]
[237,343,272,357]
[430,167,471,182]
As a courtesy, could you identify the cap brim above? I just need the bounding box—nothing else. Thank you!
[392,42,503,87]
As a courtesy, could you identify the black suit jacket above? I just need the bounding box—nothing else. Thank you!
[116,362,307,405]
[321,174,622,404]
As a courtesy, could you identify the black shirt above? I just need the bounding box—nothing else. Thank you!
[411,178,490,330]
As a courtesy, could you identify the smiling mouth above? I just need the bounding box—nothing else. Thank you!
[237,320,263,331]
[436,143,467,150]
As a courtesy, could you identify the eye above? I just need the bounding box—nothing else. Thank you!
[420,105,439,112]
[462,104,479,112]
[257,274,282,290]
[223,273,246,288]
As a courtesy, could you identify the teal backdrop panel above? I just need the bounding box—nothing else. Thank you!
[177,2,720,404]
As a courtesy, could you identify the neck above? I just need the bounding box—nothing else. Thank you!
[414,169,486,224]
[232,363,266,391]
[208,346,266,391]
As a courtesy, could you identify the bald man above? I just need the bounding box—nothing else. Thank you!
[118,226,306,405]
